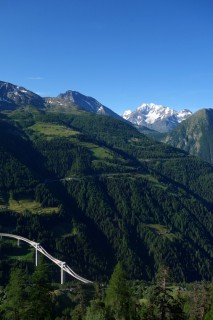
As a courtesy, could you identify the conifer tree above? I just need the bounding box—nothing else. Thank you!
[27,258,53,320]
[189,281,208,320]
[152,266,174,320]
[204,281,213,320]
[71,283,87,320]
[85,282,110,320]
[85,299,109,320]
[204,305,213,320]
[0,266,28,320]
[105,262,131,320]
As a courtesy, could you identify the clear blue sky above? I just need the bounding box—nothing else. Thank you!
[0,0,213,114]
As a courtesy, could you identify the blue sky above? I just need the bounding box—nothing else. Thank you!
[0,0,213,114]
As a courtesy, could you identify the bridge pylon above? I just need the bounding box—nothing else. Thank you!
[0,233,92,284]
[35,243,39,266]
[61,262,66,284]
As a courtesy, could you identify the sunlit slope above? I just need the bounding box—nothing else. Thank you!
[162,109,213,164]
[0,109,213,282]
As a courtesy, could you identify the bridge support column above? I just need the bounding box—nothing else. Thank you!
[35,243,39,267]
[61,262,65,285]
[17,238,20,247]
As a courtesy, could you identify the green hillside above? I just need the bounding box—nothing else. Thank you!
[0,109,213,283]
[162,109,213,164]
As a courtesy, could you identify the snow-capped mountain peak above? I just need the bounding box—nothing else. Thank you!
[176,109,192,123]
[122,103,193,132]
[123,110,132,117]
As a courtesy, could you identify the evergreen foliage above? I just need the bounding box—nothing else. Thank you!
[105,262,131,320]
[0,267,28,320]
[0,109,213,282]
[1,263,213,319]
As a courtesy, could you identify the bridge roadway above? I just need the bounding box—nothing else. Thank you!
[0,233,92,285]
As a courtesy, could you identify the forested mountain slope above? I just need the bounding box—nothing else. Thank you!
[162,108,213,164]
[0,108,213,283]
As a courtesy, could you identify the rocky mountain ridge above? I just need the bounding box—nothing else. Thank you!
[0,81,123,121]
[52,90,123,120]
[0,81,45,110]
[162,108,213,164]
[1,80,213,282]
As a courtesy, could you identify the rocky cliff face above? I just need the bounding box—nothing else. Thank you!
[0,80,124,121]
[0,81,45,110]
[55,90,124,120]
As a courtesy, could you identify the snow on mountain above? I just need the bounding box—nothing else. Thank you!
[123,110,132,117]
[122,103,193,132]
[176,109,193,123]
[58,90,105,113]
[0,81,45,110]
[57,90,124,120]
[0,80,193,132]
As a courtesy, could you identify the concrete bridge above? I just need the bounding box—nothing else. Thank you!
[0,233,92,284]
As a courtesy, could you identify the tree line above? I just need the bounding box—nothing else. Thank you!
[0,261,213,320]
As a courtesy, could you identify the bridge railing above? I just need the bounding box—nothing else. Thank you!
[0,233,92,284]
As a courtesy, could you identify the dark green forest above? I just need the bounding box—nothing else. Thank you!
[0,108,213,286]
[0,261,213,320]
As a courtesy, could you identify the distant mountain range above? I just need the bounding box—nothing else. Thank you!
[0,81,194,133]
[0,80,194,133]
[0,81,123,121]
[123,103,213,164]
[122,103,192,133]
[1,80,213,164]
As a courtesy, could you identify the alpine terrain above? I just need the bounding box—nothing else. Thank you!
[0,81,45,110]
[46,90,124,121]
[0,81,124,121]
[162,108,213,164]
[123,103,192,132]
[0,80,213,285]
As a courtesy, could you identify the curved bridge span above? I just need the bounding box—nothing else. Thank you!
[0,233,92,284]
